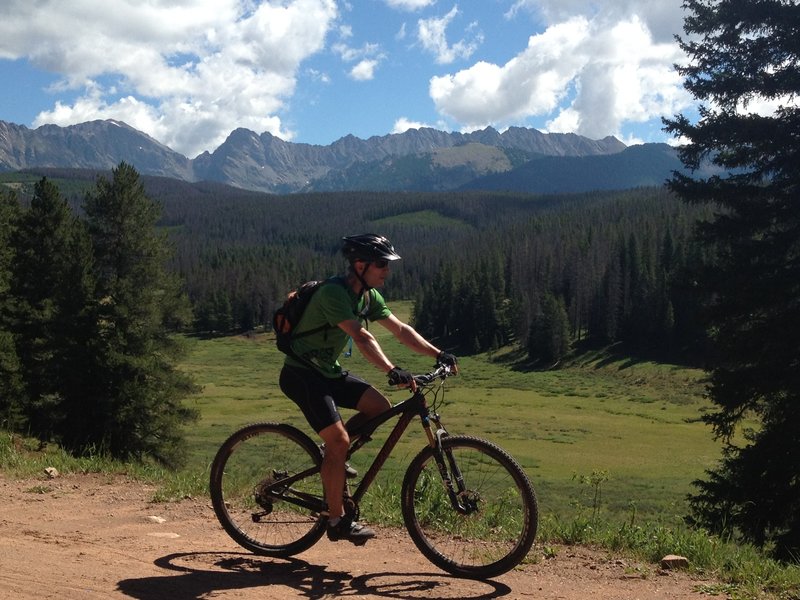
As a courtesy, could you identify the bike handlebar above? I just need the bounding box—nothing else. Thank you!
[386,363,454,388]
[413,363,454,386]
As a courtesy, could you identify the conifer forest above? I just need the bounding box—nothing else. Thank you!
[154,182,712,363]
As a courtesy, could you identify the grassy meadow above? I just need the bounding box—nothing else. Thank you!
[4,301,800,597]
[179,301,719,526]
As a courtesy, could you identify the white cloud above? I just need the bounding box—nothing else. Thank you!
[350,59,380,81]
[430,17,590,125]
[545,106,580,134]
[333,40,385,81]
[0,0,338,157]
[558,16,689,138]
[418,6,483,65]
[396,23,408,41]
[385,0,437,10]
[507,0,685,44]
[306,68,331,84]
[431,14,692,141]
[736,94,800,116]
[0,0,702,152]
[333,42,382,63]
[392,117,431,133]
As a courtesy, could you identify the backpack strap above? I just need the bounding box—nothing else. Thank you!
[287,278,367,370]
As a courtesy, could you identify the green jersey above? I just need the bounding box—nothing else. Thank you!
[286,276,391,377]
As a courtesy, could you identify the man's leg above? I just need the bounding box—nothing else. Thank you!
[345,386,391,432]
[319,420,376,544]
[279,366,375,543]
[318,420,349,521]
[321,386,388,543]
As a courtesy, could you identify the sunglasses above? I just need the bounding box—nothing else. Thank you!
[373,259,389,268]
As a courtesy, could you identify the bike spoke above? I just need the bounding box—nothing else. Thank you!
[210,423,326,556]
[402,435,538,578]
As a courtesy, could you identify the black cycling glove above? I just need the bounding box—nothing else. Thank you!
[387,366,414,387]
[437,351,458,369]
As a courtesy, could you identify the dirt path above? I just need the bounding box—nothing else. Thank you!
[0,473,721,599]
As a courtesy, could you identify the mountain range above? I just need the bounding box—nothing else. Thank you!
[0,119,688,194]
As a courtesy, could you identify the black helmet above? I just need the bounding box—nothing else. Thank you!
[341,233,401,263]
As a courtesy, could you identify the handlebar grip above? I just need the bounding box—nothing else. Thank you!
[413,364,452,385]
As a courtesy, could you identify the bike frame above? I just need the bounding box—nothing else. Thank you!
[347,390,440,506]
[266,379,468,514]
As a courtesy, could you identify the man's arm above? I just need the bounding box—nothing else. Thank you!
[377,314,441,360]
[379,315,459,375]
[338,318,396,373]
[339,315,455,387]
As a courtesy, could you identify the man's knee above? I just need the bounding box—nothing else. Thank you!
[357,387,391,417]
[320,422,350,457]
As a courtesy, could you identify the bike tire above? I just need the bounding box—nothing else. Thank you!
[401,435,538,579]
[209,422,326,556]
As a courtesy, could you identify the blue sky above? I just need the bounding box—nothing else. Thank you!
[0,0,696,158]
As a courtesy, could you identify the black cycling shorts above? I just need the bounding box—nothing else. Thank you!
[279,364,372,433]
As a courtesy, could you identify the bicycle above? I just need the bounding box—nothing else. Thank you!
[209,364,538,579]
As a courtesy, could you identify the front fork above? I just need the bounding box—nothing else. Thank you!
[423,414,475,515]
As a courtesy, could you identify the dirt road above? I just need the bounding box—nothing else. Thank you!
[0,473,720,599]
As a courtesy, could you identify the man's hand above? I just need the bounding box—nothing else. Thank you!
[388,366,416,390]
[437,351,458,373]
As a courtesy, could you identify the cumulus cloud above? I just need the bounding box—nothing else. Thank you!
[0,0,338,157]
[507,0,685,44]
[430,18,590,125]
[418,6,483,65]
[740,94,800,116]
[431,13,691,140]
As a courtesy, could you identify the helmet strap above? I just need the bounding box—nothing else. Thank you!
[348,260,373,295]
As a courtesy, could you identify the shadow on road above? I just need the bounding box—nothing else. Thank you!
[116,551,512,599]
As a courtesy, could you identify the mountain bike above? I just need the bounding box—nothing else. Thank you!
[209,364,538,579]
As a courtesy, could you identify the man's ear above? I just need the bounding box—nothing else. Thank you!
[354,260,367,275]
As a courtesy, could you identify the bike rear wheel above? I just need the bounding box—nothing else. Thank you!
[209,422,326,556]
[401,435,538,579]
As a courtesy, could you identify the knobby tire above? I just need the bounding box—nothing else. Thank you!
[401,435,538,579]
[209,422,326,556]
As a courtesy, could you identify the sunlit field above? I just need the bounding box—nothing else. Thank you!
[180,301,719,525]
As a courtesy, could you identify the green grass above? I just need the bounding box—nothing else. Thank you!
[372,209,474,231]
[0,171,96,199]
[0,429,194,499]
[2,301,798,598]
[178,304,719,525]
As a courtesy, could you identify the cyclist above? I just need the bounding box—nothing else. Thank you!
[279,233,458,544]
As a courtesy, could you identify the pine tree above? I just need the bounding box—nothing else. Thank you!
[0,189,23,427]
[82,163,197,465]
[527,293,570,365]
[664,0,800,559]
[9,178,93,438]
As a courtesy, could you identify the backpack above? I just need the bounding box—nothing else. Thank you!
[272,278,370,363]
[272,280,330,357]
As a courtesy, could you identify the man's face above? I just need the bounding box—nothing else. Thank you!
[357,259,390,288]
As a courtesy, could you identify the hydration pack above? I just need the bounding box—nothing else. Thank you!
[272,280,331,356]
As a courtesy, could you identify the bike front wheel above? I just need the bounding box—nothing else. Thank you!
[401,435,538,579]
[209,422,326,557]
